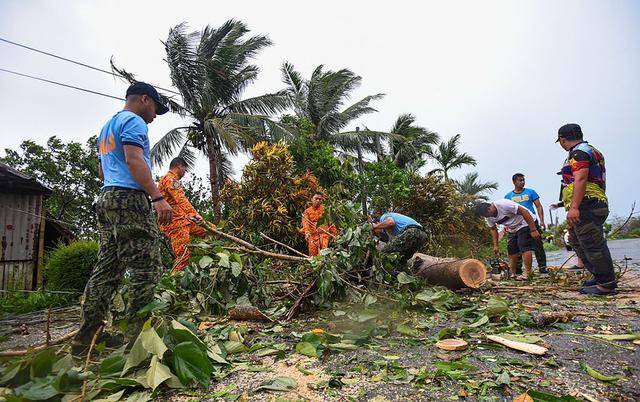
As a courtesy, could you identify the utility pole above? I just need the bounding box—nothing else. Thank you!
[356,126,368,217]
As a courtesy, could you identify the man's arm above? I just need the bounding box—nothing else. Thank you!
[123,145,173,224]
[517,206,540,239]
[567,168,588,227]
[533,199,545,229]
[371,217,395,231]
[98,159,104,181]
[490,226,499,256]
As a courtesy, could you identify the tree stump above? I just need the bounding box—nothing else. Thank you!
[408,253,486,290]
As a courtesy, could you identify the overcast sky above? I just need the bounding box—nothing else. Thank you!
[1,0,638,220]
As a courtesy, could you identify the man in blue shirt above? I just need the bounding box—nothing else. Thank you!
[370,212,427,264]
[73,82,172,354]
[505,173,548,273]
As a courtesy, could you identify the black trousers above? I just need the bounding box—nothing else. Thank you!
[513,221,547,273]
[568,199,616,286]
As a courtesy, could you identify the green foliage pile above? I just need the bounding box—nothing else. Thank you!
[0,291,74,316]
[221,142,321,250]
[45,240,98,292]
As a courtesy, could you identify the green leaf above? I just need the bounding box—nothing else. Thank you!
[495,369,510,385]
[254,376,297,392]
[145,356,172,391]
[100,377,142,392]
[169,320,206,351]
[396,323,420,337]
[30,349,56,378]
[397,272,416,285]
[14,377,59,400]
[224,340,247,354]
[124,390,152,402]
[93,389,125,402]
[137,301,169,315]
[499,334,544,344]
[525,390,581,402]
[199,255,214,268]
[140,323,168,358]
[485,296,509,317]
[52,355,74,372]
[122,337,149,375]
[593,333,640,341]
[467,315,489,328]
[231,261,242,277]
[295,342,318,357]
[170,341,214,387]
[356,312,378,322]
[217,252,230,268]
[579,361,623,382]
[99,355,126,378]
[1,362,23,385]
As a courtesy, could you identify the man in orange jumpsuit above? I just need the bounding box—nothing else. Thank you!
[158,157,207,272]
[301,192,337,256]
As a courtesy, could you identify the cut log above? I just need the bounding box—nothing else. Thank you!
[435,339,468,351]
[408,253,487,290]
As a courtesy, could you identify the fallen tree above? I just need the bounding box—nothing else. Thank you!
[408,253,487,290]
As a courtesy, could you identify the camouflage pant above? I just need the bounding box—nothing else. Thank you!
[76,189,163,343]
[381,227,428,263]
[568,200,616,286]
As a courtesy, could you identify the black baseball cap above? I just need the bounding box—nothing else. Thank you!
[556,123,583,142]
[126,81,170,115]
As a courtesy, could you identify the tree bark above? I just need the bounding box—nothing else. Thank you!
[408,253,486,290]
[205,135,222,223]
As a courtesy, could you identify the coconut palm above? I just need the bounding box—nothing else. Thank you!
[387,114,439,169]
[281,62,384,152]
[117,21,293,218]
[427,134,477,181]
[455,172,498,201]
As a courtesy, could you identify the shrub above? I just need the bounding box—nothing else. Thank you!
[45,240,98,292]
[221,142,321,250]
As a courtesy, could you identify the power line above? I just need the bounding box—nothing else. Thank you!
[0,67,124,101]
[0,36,181,96]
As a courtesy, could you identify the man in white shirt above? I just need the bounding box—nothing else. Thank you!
[475,200,541,279]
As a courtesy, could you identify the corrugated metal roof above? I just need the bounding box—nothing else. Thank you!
[0,162,52,194]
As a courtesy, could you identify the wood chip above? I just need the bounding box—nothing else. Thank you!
[486,335,548,355]
[633,339,640,346]
[435,338,468,351]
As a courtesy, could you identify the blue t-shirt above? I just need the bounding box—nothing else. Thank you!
[379,212,421,236]
[504,188,539,215]
[96,111,152,190]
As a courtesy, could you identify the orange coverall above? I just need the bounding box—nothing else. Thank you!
[158,170,206,272]
[301,205,337,256]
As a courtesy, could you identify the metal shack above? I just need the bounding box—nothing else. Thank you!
[0,162,52,291]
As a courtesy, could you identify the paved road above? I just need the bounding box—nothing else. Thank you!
[546,238,640,268]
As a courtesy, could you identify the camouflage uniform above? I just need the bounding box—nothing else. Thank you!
[76,189,163,343]
[380,227,428,263]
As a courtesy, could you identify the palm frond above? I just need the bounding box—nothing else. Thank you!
[151,128,188,167]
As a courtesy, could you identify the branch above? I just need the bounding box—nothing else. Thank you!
[259,232,308,258]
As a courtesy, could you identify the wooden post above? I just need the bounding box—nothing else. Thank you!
[36,200,46,289]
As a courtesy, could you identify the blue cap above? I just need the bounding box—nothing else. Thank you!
[126,81,169,115]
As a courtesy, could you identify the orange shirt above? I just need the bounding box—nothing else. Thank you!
[158,170,198,231]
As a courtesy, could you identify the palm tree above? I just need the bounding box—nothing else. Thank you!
[116,21,292,218]
[281,62,384,152]
[455,172,498,201]
[427,134,477,181]
[387,114,439,170]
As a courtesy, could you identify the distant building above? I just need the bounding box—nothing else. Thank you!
[0,162,73,291]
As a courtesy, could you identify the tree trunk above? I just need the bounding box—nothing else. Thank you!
[408,253,486,290]
[205,135,222,223]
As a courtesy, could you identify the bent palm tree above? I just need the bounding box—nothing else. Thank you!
[281,62,384,152]
[455,172,498,201]
[137,21,291,218]
[388,114,439,170]
[427,134,477,181]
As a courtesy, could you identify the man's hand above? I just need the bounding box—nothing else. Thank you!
[566,207,580,227]
[550,203,559,210]
[155,199,173,225]
[305,233,310,241]
[530,229,540,240]
[539,221,546,230]
[493,245,499,257]
[193,214,204,225]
